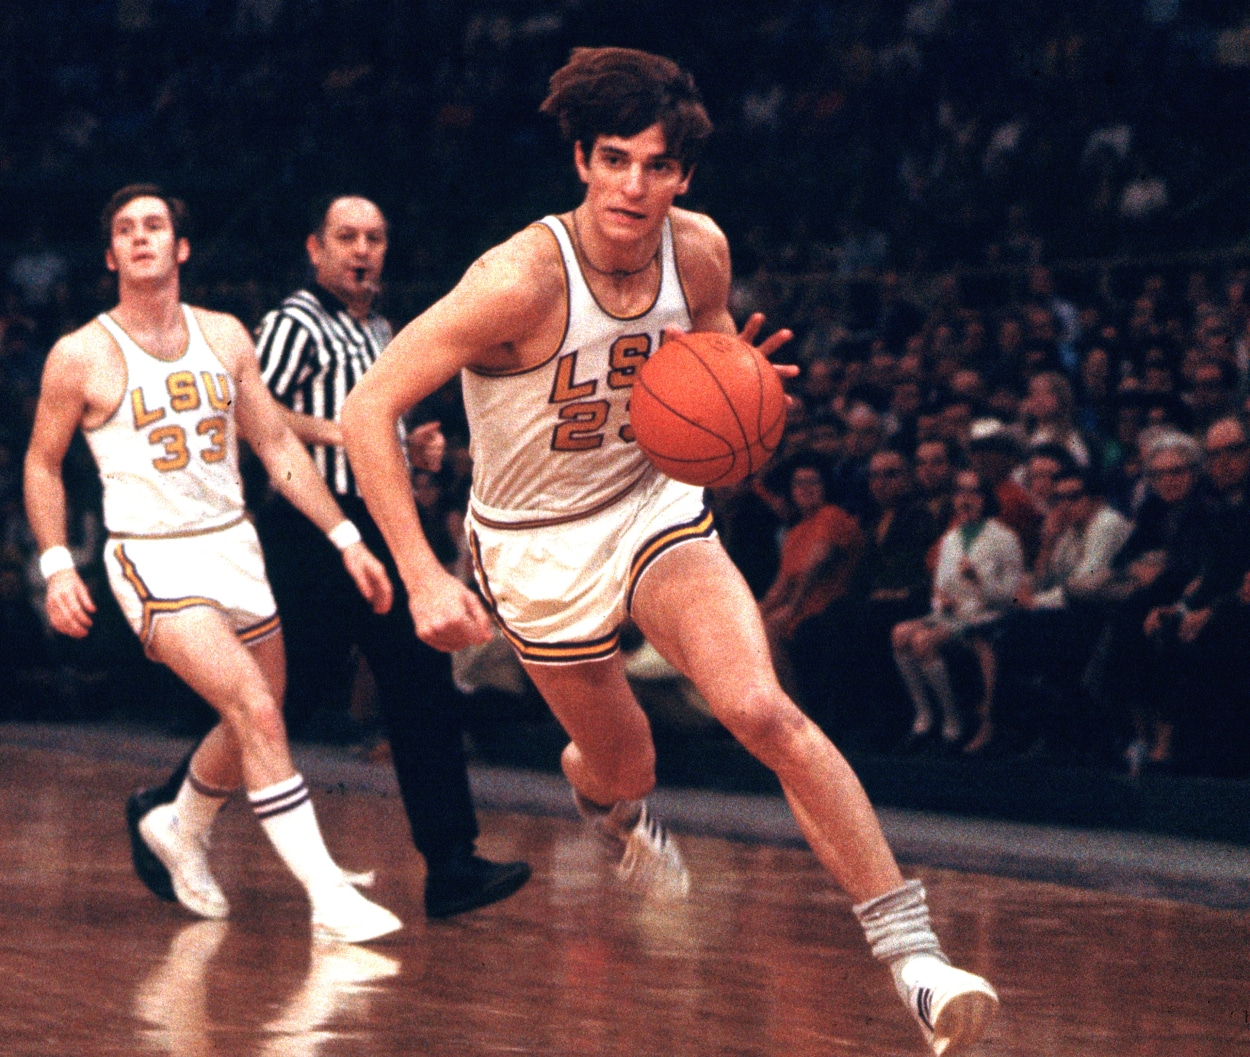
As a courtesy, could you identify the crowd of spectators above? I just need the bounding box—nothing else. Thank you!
[2,1,1250,780]
[738,271,1250,780]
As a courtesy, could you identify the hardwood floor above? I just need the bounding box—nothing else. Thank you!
[1,740,1246,1056]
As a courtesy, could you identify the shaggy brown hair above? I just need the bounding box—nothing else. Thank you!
[540,47,712,173]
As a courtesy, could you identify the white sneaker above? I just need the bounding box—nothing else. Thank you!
[615,802,691,901]
[895,955,999,1056]
[138,803,230,920]
[312,881,403,945]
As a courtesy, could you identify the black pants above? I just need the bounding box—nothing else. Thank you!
[255,493,478,863]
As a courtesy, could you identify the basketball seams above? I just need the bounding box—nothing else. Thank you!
[634,374,735,452]
[742,340,768,474]
[630,331,786,486]
[673,334,752,473]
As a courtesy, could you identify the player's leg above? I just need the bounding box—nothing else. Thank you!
[521,654,656,805]
[142,608,400,942]
[126,614,286,903]
[634,540,903,898]
[522,655,688,897]
[632,540,997,1055]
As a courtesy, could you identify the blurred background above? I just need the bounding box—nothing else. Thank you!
[2,0,1249,843]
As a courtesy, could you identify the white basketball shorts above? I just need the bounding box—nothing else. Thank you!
[466,473,716,665]
[103,516,279,649]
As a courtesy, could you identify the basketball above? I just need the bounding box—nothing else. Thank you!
[630,331,787,487]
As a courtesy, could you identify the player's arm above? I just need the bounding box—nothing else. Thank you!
[203,310,393,615]
[23,334,97,637]
[341,234,547,652]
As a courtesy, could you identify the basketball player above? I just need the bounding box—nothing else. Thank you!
[24,185,402,944]
[342,49,997,1052]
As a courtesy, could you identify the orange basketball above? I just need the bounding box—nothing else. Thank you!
[631,331,787,487]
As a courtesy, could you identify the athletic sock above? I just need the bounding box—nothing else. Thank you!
[248,774,343,903]
[853,878,947,972]
[172,770,234,839]
[573,790,642,841]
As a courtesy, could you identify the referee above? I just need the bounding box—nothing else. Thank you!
[257,195,530,917]
[128,196,530,919]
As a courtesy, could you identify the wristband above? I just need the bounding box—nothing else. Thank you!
[39,546,75,580]
[328,520,362,551]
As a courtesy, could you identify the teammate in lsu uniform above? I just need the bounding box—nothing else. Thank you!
[341,49,998,1052]
[24,184,402,944]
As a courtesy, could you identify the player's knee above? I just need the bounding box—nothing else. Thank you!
[232,686,285,743]
[724,686,807,761]
[564,738,655,801]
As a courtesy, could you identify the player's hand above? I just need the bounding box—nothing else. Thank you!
[408,567,494,653]
[738,311,794,364]
[44,568,96,638]
[340,542,394,615]
[739,313,799,411]
[406,420,446,474]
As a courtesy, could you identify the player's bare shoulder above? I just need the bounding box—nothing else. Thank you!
[38,318,126,429]
[188,305,254,376]
[670,207,731,313]
[449,220,567,370]
[47,317,110,371]
[466,222,564,318]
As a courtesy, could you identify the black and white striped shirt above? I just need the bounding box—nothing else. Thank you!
[256,284,392,497]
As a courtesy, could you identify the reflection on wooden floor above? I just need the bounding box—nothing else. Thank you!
[2,740,1247,1057]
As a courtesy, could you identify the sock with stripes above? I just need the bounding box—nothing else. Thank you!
[248,774,344,903]
[172,770,234,840]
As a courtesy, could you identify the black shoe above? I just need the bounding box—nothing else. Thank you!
[126,787,177,903]
[424,855,531,919]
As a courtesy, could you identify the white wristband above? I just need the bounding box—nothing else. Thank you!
[39,546,75,580]
[328,520,362,550]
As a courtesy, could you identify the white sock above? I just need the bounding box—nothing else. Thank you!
[853,879,947,971]
[573,790,642,841]
[248,774,343,904]
[173,771,233,839]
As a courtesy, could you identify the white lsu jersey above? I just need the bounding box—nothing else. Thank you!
[462,214,694,527]
[86,305,245,537]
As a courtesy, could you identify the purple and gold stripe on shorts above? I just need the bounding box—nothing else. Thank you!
[114,543,279,646]
[239,614,281,645]
[625,508,716,612]
[467,528,621,665]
